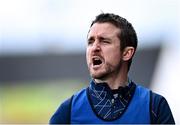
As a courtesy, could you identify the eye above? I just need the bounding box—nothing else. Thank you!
[101,39,111,44]
[87,37,94,45]
[100,37,111,44]
[88,40,93,45]
[102,40,110,43]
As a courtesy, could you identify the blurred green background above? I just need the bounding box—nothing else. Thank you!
[0,80,86,123]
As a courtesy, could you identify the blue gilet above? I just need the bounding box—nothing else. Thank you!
[71,85,150,124]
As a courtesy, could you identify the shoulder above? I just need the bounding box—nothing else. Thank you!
[150,91,175,124]
[134,84,175,124]
[49,95,73,124]
[49,88,87,124]
[134,84,150,98]
[73,88,87,96]
[71,88,88,108]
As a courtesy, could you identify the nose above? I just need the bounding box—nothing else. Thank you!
[91,41,101,52]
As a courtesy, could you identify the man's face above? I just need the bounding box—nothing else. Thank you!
[86,22,123,80]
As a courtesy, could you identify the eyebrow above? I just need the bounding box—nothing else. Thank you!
[99,37,111,41]
[87,35,111,41]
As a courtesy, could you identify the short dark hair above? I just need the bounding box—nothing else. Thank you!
[90,13,138,71]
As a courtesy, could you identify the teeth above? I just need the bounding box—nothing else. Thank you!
[92,58,101,62]
[94,58,100,61]
[93,56,101,60]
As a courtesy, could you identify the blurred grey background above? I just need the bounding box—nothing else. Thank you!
[0,46,161,87]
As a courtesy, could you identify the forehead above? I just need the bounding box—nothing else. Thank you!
[88,22,120,38]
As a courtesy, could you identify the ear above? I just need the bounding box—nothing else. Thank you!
[122,47,135,61]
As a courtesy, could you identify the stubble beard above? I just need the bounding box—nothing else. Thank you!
[89,61,122,81]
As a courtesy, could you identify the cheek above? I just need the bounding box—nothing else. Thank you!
[105,49,121,63]
[86,49,90,63]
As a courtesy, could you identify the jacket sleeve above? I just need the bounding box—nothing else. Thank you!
[49,96,73,124]
[151,92,175,124]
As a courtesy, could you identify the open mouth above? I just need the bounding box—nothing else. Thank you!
[92,57,103,66]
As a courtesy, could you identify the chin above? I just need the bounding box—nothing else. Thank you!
[90,72,106,79]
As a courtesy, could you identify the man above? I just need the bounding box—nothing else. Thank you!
[50,13,175,124]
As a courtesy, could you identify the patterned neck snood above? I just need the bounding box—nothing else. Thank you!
[87,80,136,121]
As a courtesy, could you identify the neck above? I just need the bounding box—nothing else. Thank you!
[95,76,128,90]
[94,64,128,90]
